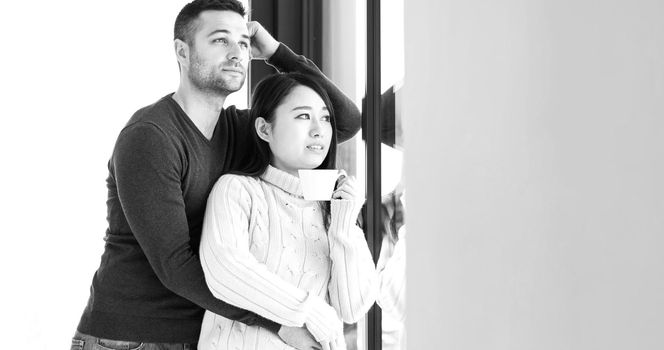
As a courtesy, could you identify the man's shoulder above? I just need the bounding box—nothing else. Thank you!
[221,105,250,123]
[116,94,189,142]
[126,94,182,130]
[110,95,188,155]
[130,94,178,119]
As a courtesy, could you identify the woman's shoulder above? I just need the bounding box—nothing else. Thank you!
[206,174,265,212]
[212,174,272,198]
[216,173,260,187]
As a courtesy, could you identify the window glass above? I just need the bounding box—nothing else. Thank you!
[378,0,406,349]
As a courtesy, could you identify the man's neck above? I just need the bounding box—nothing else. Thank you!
[172,85,227,140]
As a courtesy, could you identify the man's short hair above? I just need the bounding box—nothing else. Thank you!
[174,0,247,46]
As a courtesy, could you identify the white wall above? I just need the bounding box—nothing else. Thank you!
[404,0,664,349]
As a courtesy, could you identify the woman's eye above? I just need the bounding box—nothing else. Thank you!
[320,115,331,122]
[296,113,310,120]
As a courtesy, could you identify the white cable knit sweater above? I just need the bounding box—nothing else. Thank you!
[198,165,378,350]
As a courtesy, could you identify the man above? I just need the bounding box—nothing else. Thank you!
[71,1,360,349]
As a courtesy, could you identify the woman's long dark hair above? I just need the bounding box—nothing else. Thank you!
[236,72,338,176]
[233,72,339,229]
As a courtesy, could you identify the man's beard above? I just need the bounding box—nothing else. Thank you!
[189,54,245,96]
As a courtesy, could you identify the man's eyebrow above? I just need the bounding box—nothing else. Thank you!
[207,29,250,40]
[207,29,230,37]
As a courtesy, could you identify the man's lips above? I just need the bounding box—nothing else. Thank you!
[222,67,245,75]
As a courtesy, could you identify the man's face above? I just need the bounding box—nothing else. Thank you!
[187,10,250,95]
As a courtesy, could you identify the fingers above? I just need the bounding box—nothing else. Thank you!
[331,188,353,200]
[332,176,358,200]
[334,176,355,190]
[245,21,279,59]
[279,325,325,350]
[246,21,257,34]
[246,21,265,36]
[305,336,322,350]
[327,332,345,350]
[334,174,346,190]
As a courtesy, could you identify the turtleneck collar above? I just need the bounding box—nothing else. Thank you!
[259,165,304,197]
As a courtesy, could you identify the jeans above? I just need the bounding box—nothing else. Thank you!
[70,331,197,350]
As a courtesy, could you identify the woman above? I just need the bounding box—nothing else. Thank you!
[198,72,378,350]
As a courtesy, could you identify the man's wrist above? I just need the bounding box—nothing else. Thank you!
[258,317,282,334]
[263,40,280,60]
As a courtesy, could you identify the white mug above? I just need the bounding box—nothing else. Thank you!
[298,169,345,201]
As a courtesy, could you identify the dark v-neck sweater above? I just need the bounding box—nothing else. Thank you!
[76,43,361,343]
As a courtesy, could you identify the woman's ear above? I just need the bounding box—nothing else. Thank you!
[255,117,272,142]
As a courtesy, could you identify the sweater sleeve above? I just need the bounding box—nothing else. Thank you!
[113,123,279,333]
[327,200,380,323]
[199,175,343,343]
[265,43,361,143]
[376,228,406,321]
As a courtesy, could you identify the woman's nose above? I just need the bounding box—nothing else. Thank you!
[310,119,323,138]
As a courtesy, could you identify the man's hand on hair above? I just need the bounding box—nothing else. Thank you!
[247,21,279,60]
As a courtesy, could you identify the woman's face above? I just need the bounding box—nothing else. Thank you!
[261,85,332,176]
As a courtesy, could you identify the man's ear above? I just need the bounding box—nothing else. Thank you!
[255,117,272,142]
[174,39,190,69]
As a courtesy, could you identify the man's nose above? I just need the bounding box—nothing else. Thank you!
[227,41,242,61]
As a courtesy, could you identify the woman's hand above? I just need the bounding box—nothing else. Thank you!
[331,173,360,201]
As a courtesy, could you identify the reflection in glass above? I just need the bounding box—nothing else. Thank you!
[321,0,368,348]
[322,0,405,348]
[378,0,406,349]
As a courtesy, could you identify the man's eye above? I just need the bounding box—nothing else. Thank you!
[213,38,228,45]
[239,42,249,49]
